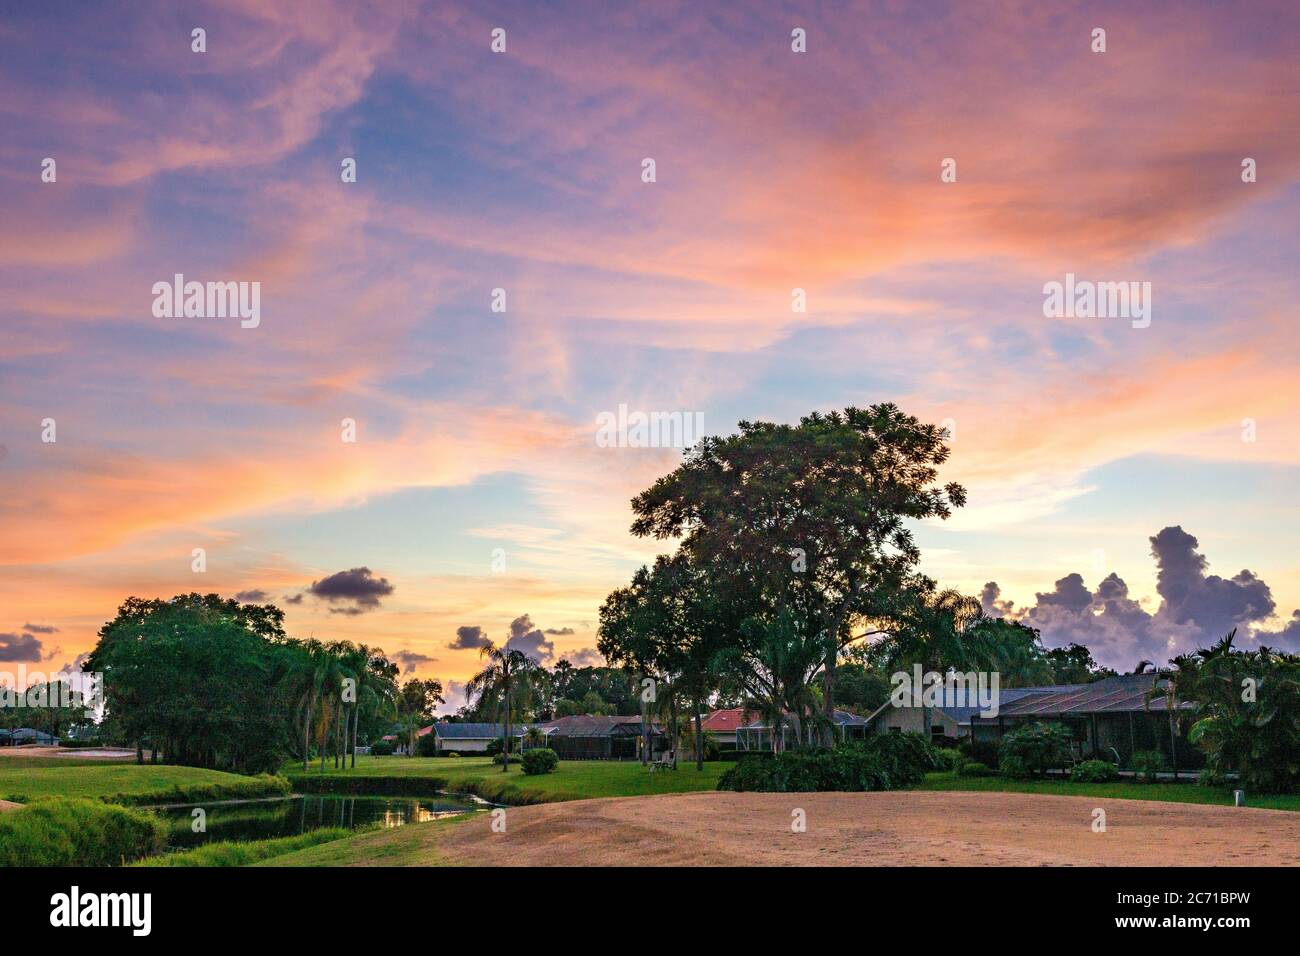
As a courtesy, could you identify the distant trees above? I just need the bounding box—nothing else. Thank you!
[85,593,411,775]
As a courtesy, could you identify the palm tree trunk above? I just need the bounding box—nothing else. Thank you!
[670,688,679,770]
[503,679,511,774]
[350,704,358,769]
[694,696,705,771]
[302,700,313,772]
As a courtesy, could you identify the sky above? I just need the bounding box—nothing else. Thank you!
[1,0,1298,709]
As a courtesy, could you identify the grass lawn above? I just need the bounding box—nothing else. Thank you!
[285,755,735,804]
[0,763,267,803]
[254,816,472,867]
[920,772,1300,811]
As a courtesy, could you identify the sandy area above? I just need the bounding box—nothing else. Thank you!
[435,791,1299,866]
[0,799,21,813]
[0,745,136,760]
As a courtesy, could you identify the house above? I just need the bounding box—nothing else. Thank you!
[736,710,872,751]
[865,672,1201,771]
[538,714,666,760]
[690,708,757,751]
[429,722,544,755]
[0,727,57,746]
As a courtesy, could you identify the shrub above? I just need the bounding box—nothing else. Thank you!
[58,738,102,748]
[998,754,1032,779]
[963,739,1001,767]
[958,761,995,777]
[491,751,522,765]
[999,722,1072,776]
[521,748,559,775]
[1197,767,1230,788]
[935,747,965,773]
[485,737,505,757]
[134,828,352,867]
[718,742,902,793]
[369,740,395,756]
[416,734,439,757]
[0,798,166,867]
[859,732,941,787]
[1130,750,1167,783]
[445,751,461,758]
[1071,759,1120,783]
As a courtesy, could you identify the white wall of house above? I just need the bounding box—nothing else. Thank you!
[436,736,492,752]
[871,706,961,739]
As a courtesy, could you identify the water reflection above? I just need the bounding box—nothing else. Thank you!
[155,794,485,849]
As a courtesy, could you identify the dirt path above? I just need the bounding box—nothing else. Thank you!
[434,791,1299,866]
[0,799,21,812]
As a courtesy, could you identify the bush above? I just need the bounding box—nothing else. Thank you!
[521,748,559,776]
[416,734,439,757]
[716,734,936,793]
[1071,759,1120,783]
[485,737,504,757]
[445,751,461,758]
[58,738,102,748]
[999,722,1072,776]
[0,798,166,866]
[958,761,995,777]
[963,739,1001,767]
[1197,767,1230,788]
[134,828,352,867]
[998,754,1032,779]
[1130,750,1166,783]
[935,747,965,773]
[491,751,522,765]
[369,740,395,756]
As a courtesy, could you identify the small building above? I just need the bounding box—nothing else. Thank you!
[430,722,543,755]
[538,715,666,760]
[736,710,871,751]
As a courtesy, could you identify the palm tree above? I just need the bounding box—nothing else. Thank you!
[293,639,329,772]
[465,642,540,773]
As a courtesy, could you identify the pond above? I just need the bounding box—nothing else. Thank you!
[153,794,489,849]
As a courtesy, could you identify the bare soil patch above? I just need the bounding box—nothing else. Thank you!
[435,790,1299,866]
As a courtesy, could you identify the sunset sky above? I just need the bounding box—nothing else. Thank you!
[2,1,1298,709]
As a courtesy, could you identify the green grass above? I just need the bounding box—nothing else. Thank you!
[284,755,735,805]
[920,772,1300,811]
[133,827,357,867]
[0,762,288,805]
[254,815,472,867]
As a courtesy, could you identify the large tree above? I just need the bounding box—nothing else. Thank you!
[464,644,537,773]
[630,405,965,742]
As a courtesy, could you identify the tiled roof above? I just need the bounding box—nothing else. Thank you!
[698,709,756,733]
[432,722,533,739]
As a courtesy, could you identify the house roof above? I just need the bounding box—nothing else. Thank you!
[432,722,535,739]
[539,715,663,737]
[989,673,1194,718]
[738,709,869,731]
[697,709,757,733]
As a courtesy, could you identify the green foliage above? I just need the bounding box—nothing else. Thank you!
[998,754,1031,779]
[1156,631,1300,793]
[999,722,1073,776]
[958,761,995,777]
[416,733,439,757]
[1130,749,1167,783]
[0,798,166,867]
[716,734,936,793]
[104,773,291,807]
[521,748,559,775]
[369,740,395,756]
[491,751,522,765]
[485,737,504,757]
[934,747,965,773]
[1071,759,1120,783]
[444,751,461,758]
[133,828,353,867]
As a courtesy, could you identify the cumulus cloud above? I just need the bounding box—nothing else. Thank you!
[393,650,437,674]
[0,632,45,662]
[233,589,269,603]
[505,614,555,664]
[1255,610,1300,652]
[447,625,491,651]
[984,526,1292,668]
[306,567,394,613]
[565,647,605,667]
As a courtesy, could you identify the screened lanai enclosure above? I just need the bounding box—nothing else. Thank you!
[540,714,668,760]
